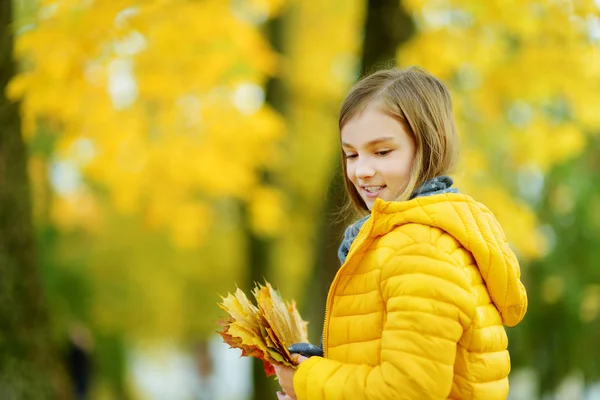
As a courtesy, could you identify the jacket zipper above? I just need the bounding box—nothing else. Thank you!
[322,214,375,358]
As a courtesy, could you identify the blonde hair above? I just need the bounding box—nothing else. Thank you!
[339,66,459,214]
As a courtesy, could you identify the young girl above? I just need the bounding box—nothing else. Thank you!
[273,66,528,400]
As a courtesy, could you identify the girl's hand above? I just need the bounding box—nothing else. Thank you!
[274,354,308,400]
[276,390,294,400]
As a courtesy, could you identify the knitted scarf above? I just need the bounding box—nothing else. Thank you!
[337,176,458,264]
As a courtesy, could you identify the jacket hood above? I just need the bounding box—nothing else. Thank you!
[370,193,528,327]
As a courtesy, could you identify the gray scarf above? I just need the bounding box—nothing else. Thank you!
[337,176,458,264]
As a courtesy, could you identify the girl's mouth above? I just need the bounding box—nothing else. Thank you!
[361,185,386,198]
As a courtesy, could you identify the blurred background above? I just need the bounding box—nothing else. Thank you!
[1,0,600,399]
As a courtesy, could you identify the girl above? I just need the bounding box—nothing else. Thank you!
[274,66,528,400]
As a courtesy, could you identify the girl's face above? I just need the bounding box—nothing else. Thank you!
[341,105,416,210]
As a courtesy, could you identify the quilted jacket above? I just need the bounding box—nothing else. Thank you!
[293,193,528,400]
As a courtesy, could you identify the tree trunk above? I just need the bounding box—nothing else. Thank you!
[0,0,56,397]
[360,0,415,74]
[243,228,279,400]
[306,0,415,346]
[243,13,286,400]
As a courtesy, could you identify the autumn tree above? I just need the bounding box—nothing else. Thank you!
[9,0,288,397]
[517,135,600,393]
[0,0,57,397]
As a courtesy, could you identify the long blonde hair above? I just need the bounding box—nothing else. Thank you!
[339,66,459,214]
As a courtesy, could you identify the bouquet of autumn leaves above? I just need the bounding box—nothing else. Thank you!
[217,282,309,377]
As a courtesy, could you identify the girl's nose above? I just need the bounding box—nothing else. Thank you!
[355,158,376,179]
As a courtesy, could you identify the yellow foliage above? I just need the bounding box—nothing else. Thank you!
[11,0,290,342]
[400,0,600,258]
[508,121,586,172]
[549,185,575,216]
[169,202,211,249]
[541,275,565,304]
[580,285,600,323]
[11,0,287,245]
[71,200,246,340]
[250,186,286,238]
[50,189,103,233]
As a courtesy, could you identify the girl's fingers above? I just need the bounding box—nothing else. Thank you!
[290,353,309,365]
[276,391,291,400]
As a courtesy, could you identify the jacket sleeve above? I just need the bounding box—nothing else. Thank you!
[293,243,476,400]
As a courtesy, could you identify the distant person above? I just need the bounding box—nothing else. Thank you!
[273,66,528,400]
[66,324,93,400]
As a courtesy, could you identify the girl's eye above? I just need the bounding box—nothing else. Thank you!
[345,153,358,159]
[376,150,391,156]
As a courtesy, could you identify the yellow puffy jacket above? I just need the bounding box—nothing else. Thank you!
[294,193,527,400]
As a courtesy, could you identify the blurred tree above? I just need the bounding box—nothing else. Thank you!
[518,135,600,394]
[8,0,287,248]
[361,0,415,74]
[0,0,58,396]
[242,10,290,400]
[9,0,289,396]
[300,0,415,343]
